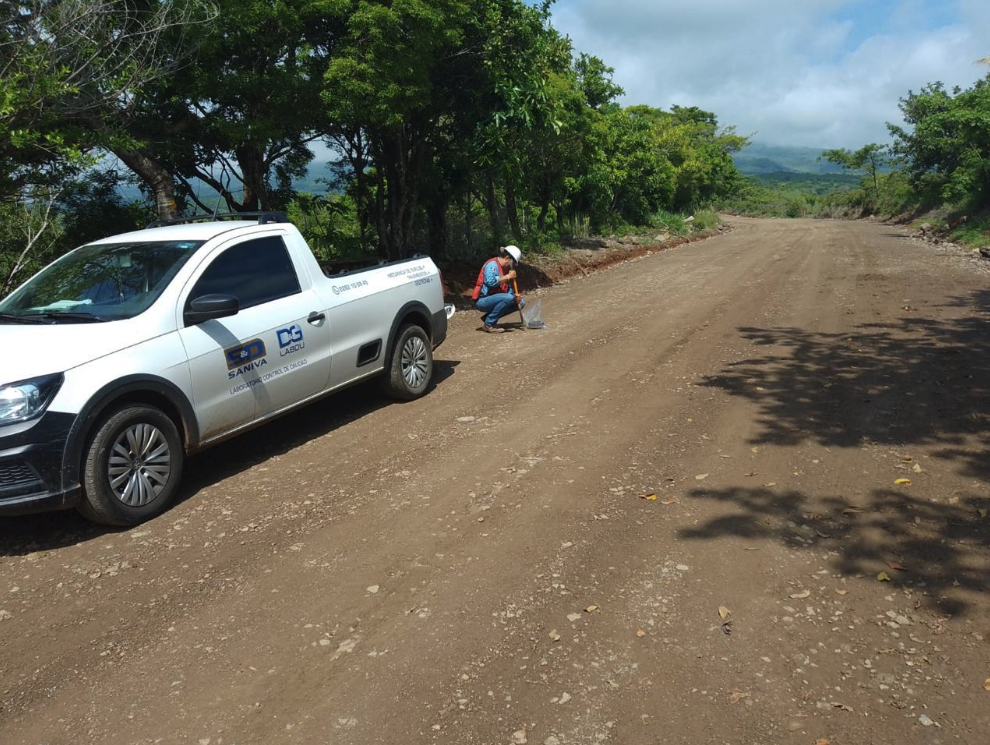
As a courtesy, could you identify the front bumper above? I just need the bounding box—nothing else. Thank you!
[0,411,80,516]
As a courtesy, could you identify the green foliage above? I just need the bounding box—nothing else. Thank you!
[2,0,754,272]
[285,192,366,261]
[890,76,990,203]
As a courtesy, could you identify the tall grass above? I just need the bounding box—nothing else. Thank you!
[651,210,688,236]
[691,209,720,231]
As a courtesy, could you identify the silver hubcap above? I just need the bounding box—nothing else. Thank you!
[107,423,171,507]
[401,335,430,389]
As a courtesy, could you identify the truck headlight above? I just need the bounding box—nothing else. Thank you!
[0,374,64,424]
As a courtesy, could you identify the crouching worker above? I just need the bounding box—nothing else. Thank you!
[471,245,526,333]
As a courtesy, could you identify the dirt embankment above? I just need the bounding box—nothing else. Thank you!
[442,227,729,307]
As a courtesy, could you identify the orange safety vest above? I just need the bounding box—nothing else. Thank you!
[471,258,508,301]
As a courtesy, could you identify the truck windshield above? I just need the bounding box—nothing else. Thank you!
[0,240,203,323]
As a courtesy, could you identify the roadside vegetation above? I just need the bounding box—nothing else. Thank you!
[1,0,746,300]
[721,69,990,251]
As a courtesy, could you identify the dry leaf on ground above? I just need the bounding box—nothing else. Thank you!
[729,689,750,704]
[636,629,647,638]
[789,589,811,599]
[886,560,907,571]
[894,478,912,485]
[695,473,709,480]
[877,572,891,582]
[639,493,657,501]
[660,497,678,505]
[718,606,731,620]
[984,678,990,691]
[585,605,598,613]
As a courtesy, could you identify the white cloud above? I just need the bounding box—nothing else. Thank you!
[551,0,990,148]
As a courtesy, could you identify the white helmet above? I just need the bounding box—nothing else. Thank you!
[502,245,522,265]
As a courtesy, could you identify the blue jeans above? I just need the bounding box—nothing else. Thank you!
[476,293,525,327]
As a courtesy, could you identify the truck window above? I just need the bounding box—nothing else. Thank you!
[0,240,203,322]
[190,236,301,309]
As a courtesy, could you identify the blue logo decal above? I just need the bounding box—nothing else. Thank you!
[277,325,304,348]
[225,338,267,370]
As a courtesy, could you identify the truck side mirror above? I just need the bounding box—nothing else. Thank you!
[184,294,240,326]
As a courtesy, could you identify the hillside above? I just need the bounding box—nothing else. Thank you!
[733,142,847,175]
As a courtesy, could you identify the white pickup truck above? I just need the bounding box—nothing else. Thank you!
[0,213,453,525]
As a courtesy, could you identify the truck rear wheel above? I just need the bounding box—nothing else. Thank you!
[79,404,184,526]
[383,324,433,400]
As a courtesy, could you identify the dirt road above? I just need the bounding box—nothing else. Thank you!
[2,217,989,745]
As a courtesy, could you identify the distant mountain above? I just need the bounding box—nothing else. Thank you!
[113,163,336,206]
[733,142,846,176]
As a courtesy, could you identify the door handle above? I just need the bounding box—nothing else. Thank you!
[308,312,326,324]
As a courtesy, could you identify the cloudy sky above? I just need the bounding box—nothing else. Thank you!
[548,0,990,149]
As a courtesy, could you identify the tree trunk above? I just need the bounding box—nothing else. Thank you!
[537,174,551,234]
[374,164,389,259]
[352,149,370,249]
[236,146,268,211]
[464,192,473,253]
[427,184,447,260]
[112,146,178,221]
[485,175,503,248]
[505,179,522,243]
[383,136,405,261]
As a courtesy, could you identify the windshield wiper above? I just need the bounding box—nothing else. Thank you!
[17,312,110,324]
[0,312,44,324]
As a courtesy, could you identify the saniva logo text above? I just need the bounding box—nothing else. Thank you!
[225,338,268,379]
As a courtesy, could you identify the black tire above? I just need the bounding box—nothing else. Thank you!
[382,324,433,401]
[78,405,184,526]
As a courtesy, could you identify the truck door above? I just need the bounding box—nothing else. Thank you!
[178,235,332,440]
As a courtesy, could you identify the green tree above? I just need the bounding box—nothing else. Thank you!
[888,76,990,202]
[820,143,889,204]
[145,0,344,214]
[324,0,476,259]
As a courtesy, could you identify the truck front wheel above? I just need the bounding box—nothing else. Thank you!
[383,324,433,400]
[79,404,184,526]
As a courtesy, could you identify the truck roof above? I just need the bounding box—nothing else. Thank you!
[89,212,293,245]
[91,221,265,245]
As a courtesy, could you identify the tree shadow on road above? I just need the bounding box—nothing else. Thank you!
[689,289,990,616]
[679,484,989,617]
[700,289,990,480]
[0,360,461,557]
